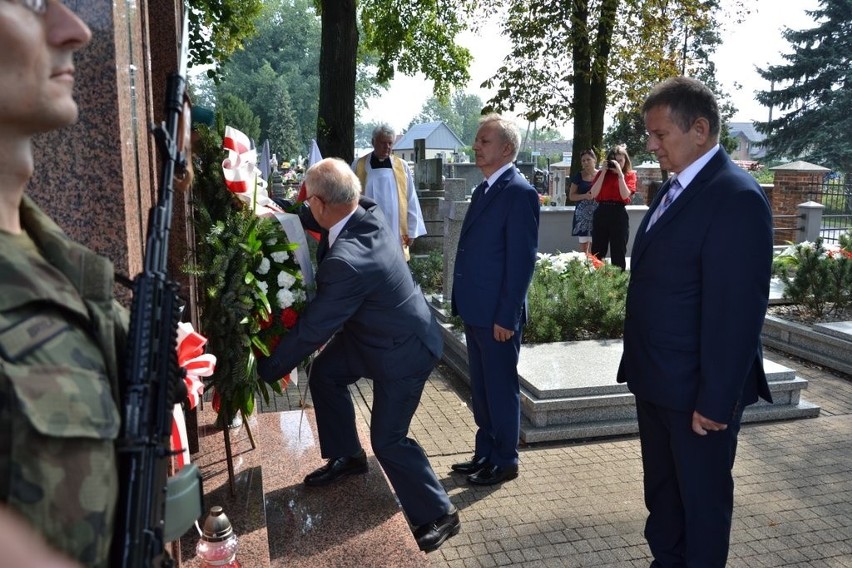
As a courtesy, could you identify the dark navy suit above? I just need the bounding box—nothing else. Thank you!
[258,197,451,526]
[617,148,773,567]
[451,167,540,467]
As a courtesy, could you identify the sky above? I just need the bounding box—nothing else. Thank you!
[360,0,822,138]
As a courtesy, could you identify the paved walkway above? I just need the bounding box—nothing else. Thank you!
[268,348,852,567]
[399,348,852,567]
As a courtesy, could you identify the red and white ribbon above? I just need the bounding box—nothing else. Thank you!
[222,126,276,212]
[171,322,216,469]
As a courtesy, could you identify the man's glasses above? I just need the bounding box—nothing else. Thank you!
[6,0,49,14]
[303,193,323,208]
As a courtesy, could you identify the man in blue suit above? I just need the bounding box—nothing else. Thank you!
[258,158,458,552]
[450,114,540,486]
[617,77,774,567]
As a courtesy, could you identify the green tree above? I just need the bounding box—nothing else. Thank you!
[354,120,383,148]
[220,93,261,143]
[316,1,479,161]
[755,0,852,172]
[218,0,322,153]
[187,0,263,74]
[483,0,736,174]
[267,87,301,162]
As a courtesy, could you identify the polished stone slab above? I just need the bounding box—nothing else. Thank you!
[518,341,798,400]
[179,403,428,567]
[179,405,270,567]
[517,340,626,398]
[813,320,852,341]
[260,410,428,568]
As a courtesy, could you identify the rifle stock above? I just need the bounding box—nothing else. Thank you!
[112,7,203,567]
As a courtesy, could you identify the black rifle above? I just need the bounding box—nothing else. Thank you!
[112,8,203,567]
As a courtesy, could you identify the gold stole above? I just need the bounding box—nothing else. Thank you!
[355,155,410,260]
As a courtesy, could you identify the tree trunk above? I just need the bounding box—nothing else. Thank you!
[571,0,618,170]
[317,0,358,162]
[590,0,619,155]
[570,0,592,173]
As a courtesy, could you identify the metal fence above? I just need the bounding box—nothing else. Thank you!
[779,177,852,244]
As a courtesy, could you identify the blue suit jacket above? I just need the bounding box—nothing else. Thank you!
[451,167,540,330]
[258,197,442,382]
[617,148,773,424]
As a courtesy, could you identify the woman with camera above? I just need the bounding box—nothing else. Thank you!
[568,148,599,254]
[588,145,637,269]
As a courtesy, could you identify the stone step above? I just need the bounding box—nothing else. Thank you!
[180,403,428,567]
[518,372,821,443]
[763,316,852,376]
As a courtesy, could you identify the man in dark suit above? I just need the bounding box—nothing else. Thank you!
[617,77,774,567]
[258,158,458,552]
[450,114,540,486]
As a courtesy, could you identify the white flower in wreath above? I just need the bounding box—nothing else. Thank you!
[257,257,271,275]
[257,280,269,296]
[277,271,297,289]
[293,289,307,303]
[271,250,289,263]
[277,288,295,309]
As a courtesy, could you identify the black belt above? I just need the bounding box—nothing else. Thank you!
[597,200,625,205]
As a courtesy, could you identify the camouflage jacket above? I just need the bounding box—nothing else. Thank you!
[0,196,125,567]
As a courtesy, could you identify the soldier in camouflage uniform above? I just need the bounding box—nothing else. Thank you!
[0,2,122,566]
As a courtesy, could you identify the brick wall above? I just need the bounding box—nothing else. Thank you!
[633,166,665,204]
[767,170,826,244]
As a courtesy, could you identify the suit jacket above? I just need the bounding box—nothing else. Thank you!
[257,197,442,382]
[451,166,540,330]
[617,147,773,424]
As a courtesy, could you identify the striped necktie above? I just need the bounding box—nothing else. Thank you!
[647,178,682,230]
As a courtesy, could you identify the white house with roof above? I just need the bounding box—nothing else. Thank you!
[391,121,466,162]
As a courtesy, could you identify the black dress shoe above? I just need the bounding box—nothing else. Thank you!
[413,506,460,552]
[450,454,488,474]
[467,463,518,486]
[304,449,368,487]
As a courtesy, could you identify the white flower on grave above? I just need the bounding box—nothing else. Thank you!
[271,250,289,263]
[277,271,296,289]
[776,244,798,258]
[537,251,591,275]
[257,257,271,275]
[276,288,295,309]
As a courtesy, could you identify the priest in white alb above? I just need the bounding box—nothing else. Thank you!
[352,124,426,261]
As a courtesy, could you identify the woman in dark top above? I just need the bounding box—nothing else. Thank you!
[568,148,599,254]
[588,145,637,269]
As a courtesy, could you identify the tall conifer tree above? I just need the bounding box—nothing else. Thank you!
[756,0,852,172]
